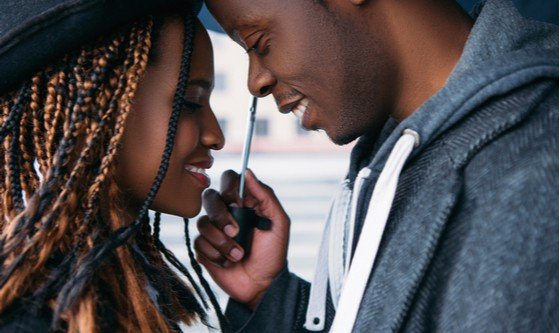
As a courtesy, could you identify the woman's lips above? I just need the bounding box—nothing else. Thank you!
[184,164,210,188]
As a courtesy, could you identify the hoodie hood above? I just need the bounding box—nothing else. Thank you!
[349,0,558,180]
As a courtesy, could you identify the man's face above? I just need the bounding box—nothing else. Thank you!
[207,0,397,145]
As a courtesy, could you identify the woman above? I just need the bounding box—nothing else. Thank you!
[0,1,227,332]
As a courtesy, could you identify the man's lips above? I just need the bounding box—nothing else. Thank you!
[279,98,304,114]
[279,97,313,129]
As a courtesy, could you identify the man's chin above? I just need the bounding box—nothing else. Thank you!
[327,130,360,146]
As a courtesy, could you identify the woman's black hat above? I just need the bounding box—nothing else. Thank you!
[0,0,202,94]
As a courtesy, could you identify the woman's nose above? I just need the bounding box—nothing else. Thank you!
[248,58,276,97]
[200,108,225,150]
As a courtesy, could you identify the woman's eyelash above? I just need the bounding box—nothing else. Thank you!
[178,97,202,113]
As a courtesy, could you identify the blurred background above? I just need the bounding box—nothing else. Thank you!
[162,1,558,330]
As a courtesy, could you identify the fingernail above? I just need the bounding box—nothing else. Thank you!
[224,224,237,237]
[229,248,243,261]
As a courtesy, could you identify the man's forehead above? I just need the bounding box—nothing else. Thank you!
[230,22,261,40]
[222,14,270,44]
[207,0,275,32]
[225,13,269,30]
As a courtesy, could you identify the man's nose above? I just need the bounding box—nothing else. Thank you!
[248,58,276,97]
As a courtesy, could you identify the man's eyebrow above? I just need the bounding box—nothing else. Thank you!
[231,21,264,48]
[231,29,248,49]
[187,79,212,90]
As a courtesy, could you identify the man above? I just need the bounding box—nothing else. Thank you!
[195,0,558,331]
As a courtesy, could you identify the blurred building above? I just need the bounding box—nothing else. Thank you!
[208,31,351,154]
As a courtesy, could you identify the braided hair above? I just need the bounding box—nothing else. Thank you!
[0,5,228,333]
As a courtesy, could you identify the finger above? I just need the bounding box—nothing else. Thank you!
[243,194,258,209]
[220,169,242,206]
[197,214,238,239]
[196,253,233,280]
[197,216,245,262]
[202,190,238,233]
[194,235,227,266]
[244,169,288,219]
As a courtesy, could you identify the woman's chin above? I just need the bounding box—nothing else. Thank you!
[180,205,202,218]
[156,207,200,219]
[149,190,203,218]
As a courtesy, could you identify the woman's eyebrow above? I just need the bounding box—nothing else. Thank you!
[187,79,213,91]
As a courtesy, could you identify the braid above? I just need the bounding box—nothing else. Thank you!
[153,211,161,239]
[16,31,139,275]
[46,68,69,162]
[61,58,77,142]
[134,218,208,327]
[36,38,124,240]
[54,12,197,319]
[8,116,24,212]
[81,22,151,226]
[4,84,30,214]
[141,213,211,327]
[30,75,50,175]
[0,54,92,259]
[18,100,39,200]
[154,235,209,310]
[0,25,124,260]
[43,73,59,162]
[184,218,231,332]
[0,99,13,225]
[2,133,14,221]
[0,89,25,143]
[0,7,225,332]
[0,31,119,289]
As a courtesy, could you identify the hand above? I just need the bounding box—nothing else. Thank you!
[195,169,290,309]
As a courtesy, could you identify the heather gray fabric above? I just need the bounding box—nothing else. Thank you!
[225,0,558,331]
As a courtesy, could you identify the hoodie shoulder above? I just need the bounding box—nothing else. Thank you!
[442,78,557,167]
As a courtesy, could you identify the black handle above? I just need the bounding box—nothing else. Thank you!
[228,206,272,259]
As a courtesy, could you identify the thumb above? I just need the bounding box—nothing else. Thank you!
[244,169,271,201]
[244,169,287,220]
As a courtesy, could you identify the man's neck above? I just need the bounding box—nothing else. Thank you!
[375,0,474,120]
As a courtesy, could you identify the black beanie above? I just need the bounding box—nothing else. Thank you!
[0,0,202,94]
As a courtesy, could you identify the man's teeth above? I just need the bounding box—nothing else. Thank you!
[184,165,208,176]
[293,98,309,119]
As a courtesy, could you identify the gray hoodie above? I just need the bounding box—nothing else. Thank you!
[225,0,558,331]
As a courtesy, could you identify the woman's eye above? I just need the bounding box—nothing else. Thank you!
[179,97,202,114]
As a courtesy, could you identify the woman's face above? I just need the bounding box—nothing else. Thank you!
[117,18,224,218]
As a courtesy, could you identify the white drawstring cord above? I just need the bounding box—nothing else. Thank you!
[344,167,372,275]
[305,180,351,331]
[330,129,420,333]
[328,183,349,309]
